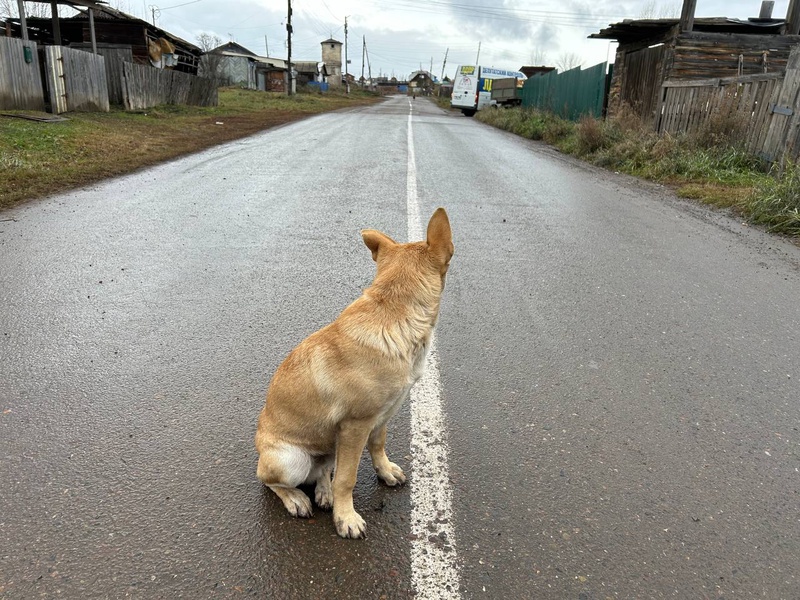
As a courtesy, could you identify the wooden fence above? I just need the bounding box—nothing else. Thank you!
[122,61,218,110]
[43,45,110,113]
[0,37,45,111]
[657,45,800,163]
[72,44,134,106]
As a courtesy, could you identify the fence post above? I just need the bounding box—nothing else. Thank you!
[762,46,800,164]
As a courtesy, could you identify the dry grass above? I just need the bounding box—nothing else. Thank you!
[0,87,381,210]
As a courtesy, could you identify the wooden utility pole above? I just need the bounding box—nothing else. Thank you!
[50,2,62,45]
[287,0,293,95]
[16,0,28,41]
[344,16,349,93]
[786,0,800,35]
[441,48,448,81]
[475,41,481,64]
[361,35,365,85]
[679,0,697,32]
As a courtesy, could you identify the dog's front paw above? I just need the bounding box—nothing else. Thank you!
[334,510,367,539]
[376,461,406,487]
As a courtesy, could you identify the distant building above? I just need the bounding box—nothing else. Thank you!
[519,66,556,78]
[320,38,343,86]
[205,42,288,92]
[408,70,435,95]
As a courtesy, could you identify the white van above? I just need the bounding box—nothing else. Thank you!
[450,65,526,116]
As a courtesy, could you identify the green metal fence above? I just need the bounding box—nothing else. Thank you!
[522,62,608,120]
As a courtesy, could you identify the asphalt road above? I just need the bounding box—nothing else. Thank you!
[1,95,799,600]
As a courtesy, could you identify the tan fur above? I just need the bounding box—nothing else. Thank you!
[255,208,454,539]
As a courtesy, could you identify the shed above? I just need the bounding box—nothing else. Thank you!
[293,61,329,85]
[7,4,202,73]
[206,42,287,90]
[590,3,800,122]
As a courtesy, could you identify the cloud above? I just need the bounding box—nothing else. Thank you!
[115,0,792,78]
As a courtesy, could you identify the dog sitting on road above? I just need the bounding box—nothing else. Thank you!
[255,208,454,539]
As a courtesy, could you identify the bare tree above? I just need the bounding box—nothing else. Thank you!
[555,52,582,72]
[528,47,549,66]
[197,33,225,86]
[639,1,680,18]
[1,0,54,18]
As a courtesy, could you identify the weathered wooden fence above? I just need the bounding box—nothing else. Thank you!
[657,46,800,162]
[614,44,667,123]
[0,37,45,111]
[122,61,218,110]
[522,62,608,120]
[72,44,134,106]
[43,45,110,113]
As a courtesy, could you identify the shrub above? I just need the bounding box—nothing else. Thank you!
[747,161,800,235]
[575,116,606,155]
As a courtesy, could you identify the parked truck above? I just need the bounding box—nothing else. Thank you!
[489,77,524,107]
[450,65,526,116]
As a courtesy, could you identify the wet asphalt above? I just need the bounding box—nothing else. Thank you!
[1,95,800,599]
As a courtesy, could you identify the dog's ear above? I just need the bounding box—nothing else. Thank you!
[361,230,397,262]
[426,208,454,265]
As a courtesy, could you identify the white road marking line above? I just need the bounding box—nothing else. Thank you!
[407,109,461,599]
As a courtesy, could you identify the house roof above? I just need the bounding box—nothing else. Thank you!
[23,0,108,9]
[293,61,329,75]
[211,41,258,56]
[520,66,556,77]
[69,4,202,53]
[321,38,342,45]
[590,17,785,44]
[216,50,288,69]
[409,70,434,81]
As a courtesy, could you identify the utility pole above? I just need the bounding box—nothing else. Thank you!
[475,41,481,65]
[441,47,448,81]
[265,34,269,56]
[361,35,366,86]
[287,0,293,95]
[344,16,350,93]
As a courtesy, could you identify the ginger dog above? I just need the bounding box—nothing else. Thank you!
[255,208,454,538]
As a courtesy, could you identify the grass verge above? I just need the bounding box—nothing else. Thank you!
[476,106,800,238]
[0,87,381,211]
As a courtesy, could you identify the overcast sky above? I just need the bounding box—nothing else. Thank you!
[62,0,799,78]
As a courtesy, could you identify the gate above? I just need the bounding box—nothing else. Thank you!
[43,46,110,113]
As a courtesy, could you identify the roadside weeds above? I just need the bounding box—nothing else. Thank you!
[435,96,799,239]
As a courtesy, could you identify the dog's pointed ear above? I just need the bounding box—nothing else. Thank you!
[426,208,454,264]
[361,230,397,262]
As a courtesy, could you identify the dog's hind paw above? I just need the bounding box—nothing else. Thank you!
[315,485,333,510]
[376,462,406,487]
[276,488,313,518]
[334,510,367,539]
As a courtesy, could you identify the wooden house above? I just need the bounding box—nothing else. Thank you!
[408,70,434,95]
[590,0,800,122]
